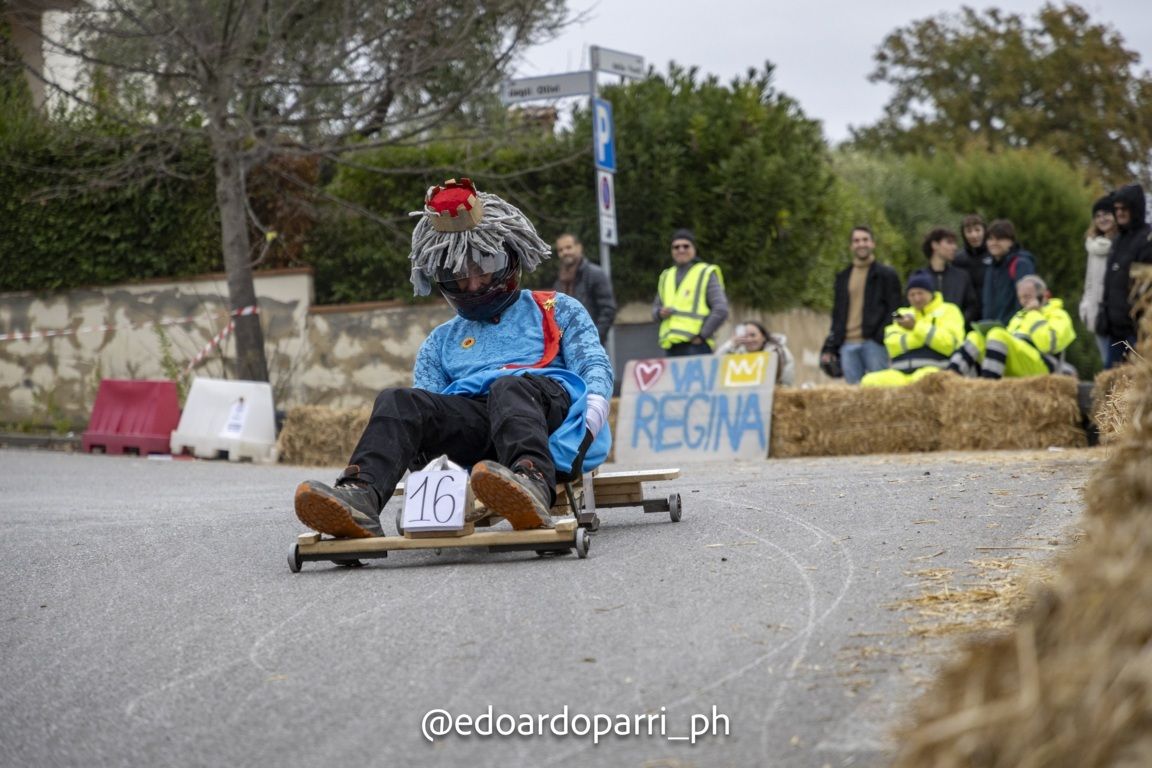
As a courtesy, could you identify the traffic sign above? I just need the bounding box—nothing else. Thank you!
[590,46,645,80]
[593,98,615,173]
[597,170,618,246]
[500,71,592,104]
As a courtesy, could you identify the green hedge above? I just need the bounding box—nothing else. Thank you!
[0,126,221,292]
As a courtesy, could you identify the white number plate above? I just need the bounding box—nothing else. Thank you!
[401,469,468,532]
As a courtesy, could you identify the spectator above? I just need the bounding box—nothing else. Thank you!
[715,320,796,385]
[553,232,617,344]
[981,219,1036,324]
[1099,184,1152,368]
[922,227,980,326]
[956,213,988,301]
[861,270,965,387]
[653,229,729,356]
[947,275,1076,379]
[821,225,902,384]
[1079,194,1118,365]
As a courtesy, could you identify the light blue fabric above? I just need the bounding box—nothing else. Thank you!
[840,340,890,384]
[414,290,613,473]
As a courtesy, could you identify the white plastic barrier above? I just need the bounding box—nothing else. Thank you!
[170,378,279,463]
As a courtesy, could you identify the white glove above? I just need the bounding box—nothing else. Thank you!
[585,394,609,438]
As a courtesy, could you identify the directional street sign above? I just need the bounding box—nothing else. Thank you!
[597,170,618,246]
[593,98,616,173]
[500,71,592,105]
[590,46,645,80]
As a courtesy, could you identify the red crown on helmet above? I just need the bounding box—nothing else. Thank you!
[425,178,485,232]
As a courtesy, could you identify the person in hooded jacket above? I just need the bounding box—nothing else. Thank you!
[1099,184,1152,368]
[1079,194,1118,365]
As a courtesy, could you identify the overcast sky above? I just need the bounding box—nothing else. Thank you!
[516,0,1152,144]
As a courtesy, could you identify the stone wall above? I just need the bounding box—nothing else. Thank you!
[0,268,833,427]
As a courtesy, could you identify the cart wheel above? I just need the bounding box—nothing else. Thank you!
[288,543,302,573]
[395,508,405,536]
[668,493,682,523]
[574,528,590,559]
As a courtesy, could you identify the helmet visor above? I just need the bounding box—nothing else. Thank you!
[434,249,513,293]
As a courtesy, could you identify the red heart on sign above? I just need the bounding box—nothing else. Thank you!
[634,360,665,392]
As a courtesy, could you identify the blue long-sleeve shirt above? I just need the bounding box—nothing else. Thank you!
[413,290,613,400]
[412,290,614,474]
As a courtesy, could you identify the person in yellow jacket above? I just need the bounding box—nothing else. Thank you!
[653,229,729,356]
[861,270,965,387]
[946,275,1077,378]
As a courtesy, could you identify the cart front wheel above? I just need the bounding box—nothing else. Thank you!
[575,528,590,559]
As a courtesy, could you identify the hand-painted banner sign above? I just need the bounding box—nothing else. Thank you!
[615,352,778,465]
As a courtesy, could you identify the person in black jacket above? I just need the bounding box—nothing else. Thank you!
[821,226,902,384]
[922,227,980,327]
[1099,184,1152,368]
[956,213,988,301]
[553,233,617,344]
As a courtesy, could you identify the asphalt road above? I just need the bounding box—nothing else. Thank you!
[0,447,1097,768]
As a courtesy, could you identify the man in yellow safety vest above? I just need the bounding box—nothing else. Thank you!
[653,229,729,356]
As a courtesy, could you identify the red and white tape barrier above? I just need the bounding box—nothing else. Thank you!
[183,321,236,377]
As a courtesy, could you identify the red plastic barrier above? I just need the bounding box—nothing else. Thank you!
[82,379,181,456]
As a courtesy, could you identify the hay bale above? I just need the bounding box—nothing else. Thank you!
[769,374,1084,458]
[1092,365,1138,444]
[277,405,370,466]
[891,338,1152,768]
[936,375,1086,451]
[769,379,938,458]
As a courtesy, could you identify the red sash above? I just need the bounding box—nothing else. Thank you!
[504,291,561,370]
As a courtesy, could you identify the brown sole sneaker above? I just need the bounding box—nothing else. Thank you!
[294,482,380,538]
[469,461,553,531]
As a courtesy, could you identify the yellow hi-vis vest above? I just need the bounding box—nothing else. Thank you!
[657,261,723,349]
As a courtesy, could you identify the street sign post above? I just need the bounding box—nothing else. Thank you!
[499,47,644,375]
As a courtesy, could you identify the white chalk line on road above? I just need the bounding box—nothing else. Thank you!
[541,491,856,767]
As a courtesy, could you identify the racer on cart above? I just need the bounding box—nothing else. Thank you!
[294,179,613,538]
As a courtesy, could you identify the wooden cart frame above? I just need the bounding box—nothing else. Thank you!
[287,468,681,572]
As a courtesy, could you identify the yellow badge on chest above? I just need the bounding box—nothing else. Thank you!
[461,337,476,349]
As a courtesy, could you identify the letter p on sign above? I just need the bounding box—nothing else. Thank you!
[593,98,615,172]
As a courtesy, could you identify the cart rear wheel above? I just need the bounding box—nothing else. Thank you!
[288,543,302,573]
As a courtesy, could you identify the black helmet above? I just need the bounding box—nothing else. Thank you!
[435,244,522,321]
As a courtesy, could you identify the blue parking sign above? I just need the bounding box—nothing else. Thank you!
[593,98,615,173]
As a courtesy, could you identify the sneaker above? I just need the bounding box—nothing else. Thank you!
[295,466,383,538]
[470,460,554,530]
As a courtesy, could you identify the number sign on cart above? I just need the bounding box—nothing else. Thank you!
[401,469,468,532]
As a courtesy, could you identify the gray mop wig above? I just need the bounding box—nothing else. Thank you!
[408,179,551,296]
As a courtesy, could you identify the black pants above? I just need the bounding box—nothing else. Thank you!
[666,340,712,357]
[347,374,571,508]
